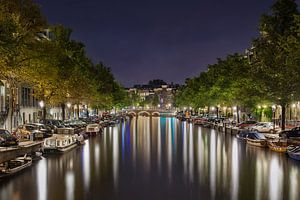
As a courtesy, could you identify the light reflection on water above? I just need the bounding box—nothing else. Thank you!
[0,117,300,200]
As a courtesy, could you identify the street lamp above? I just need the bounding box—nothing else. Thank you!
[39,101,44,108]
[39,101,45,120]
[67,103,71,119]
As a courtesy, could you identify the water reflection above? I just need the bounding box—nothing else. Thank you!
[65,171,74,200]
[83,140,90,189]
[231,139,239,200]
[269,156,283,200]
[210,130,216,199]
[0,117,300,200]
[37,158,47,200]
[112,126,119,188]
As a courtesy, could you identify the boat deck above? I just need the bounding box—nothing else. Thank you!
[0,141,43,163]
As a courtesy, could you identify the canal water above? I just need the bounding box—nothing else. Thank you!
[0,117,300,200]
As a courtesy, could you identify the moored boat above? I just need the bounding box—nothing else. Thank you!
[246,132,267,147]
[236,130,249,140]
[267,139,288,153]
[0,154,32,178]
[43,134,78,154]
[287,145,300,161]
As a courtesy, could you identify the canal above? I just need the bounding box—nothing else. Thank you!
[1,117,300,200]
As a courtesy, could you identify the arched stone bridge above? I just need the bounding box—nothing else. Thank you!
[125,109,176,117]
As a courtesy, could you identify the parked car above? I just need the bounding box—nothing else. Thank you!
[15,124,44,140]
[0,129,18,147]
[279,127,300,138]
[39,119,66,133]
[64,119,87,134]
[30,123,53,138]
[237,120,257,129]
[248,122,280,133]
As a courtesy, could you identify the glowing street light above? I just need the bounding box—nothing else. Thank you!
[67,102,71,108]
[39,101,44,108]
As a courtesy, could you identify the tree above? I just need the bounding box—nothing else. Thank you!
[0,0,46,129]
[251,0,300,130]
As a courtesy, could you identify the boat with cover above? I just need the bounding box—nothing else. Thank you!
[43,134,78,154]
[287,145,300,161]
[246,132,267,147]
[236,130,250,140]
[267,139,288,153]
[0,154,32,177]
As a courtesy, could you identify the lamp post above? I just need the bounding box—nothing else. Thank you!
[39,101,45,121]
[272,105,276,133]
[67,102,71,119]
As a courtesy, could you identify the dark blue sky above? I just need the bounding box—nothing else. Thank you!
[35,0,299,87]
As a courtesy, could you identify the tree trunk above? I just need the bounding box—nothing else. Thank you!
[76,104,80,119]
[61,103,65,121]
[281,104,286,131]
[237,106,240,124]
[43,106,46,121]
[86,105,89,118]
[10,88,14,132]
[216,107,219,118]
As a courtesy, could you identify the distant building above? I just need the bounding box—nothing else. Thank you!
[127,79,180,109]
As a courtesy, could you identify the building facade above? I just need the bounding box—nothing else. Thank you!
[128,80,179,109]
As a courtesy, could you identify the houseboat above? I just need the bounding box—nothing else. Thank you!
[43,134,78,154]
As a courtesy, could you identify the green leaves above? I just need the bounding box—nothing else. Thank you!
[0,0,128,112]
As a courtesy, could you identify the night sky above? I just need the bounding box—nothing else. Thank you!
[35,0,300,87]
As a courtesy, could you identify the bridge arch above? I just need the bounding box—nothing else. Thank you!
[127,111,136,117]
[152,111,160,117]
[137,111,151,117]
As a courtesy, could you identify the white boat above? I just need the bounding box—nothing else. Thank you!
[86,123,101,135]
[43,134,78,154]
[0,155,32,177]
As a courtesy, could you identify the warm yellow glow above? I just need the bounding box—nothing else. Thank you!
[39,101,44,108]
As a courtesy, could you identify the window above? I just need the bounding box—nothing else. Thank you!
[21,87,31,107]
